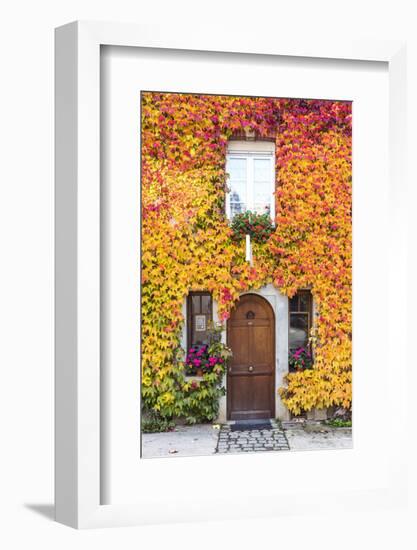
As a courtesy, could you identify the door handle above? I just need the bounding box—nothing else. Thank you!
[248,365,254,372]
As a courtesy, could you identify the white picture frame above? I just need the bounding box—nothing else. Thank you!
[55,21,407,529]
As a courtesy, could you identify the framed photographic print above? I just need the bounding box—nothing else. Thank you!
[139,90,353,458]
[55,21,407,528]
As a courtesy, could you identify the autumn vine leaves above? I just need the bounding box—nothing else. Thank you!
[272,99,352,413]
[141,93,352,418]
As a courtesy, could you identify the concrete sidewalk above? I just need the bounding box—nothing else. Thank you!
[142,424,219,458]
[283,421,353,451]
[141,421,352,458]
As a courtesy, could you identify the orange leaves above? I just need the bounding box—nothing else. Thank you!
[270,101,352,413]
[141,92,352,417]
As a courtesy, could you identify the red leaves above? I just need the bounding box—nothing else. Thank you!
[220,287,233,304]
[141,92,352,417]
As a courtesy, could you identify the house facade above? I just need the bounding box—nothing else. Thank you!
[141,93,352,424]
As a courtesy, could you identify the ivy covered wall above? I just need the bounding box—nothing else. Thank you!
[141,93,352,418]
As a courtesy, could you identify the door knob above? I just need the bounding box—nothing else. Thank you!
[248,365,254,372]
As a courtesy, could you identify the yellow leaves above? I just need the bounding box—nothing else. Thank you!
[160,392,175,405]
[141,93,352,418]
[142,375,152,387]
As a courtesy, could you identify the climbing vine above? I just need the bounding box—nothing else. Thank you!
[141,92,352,419]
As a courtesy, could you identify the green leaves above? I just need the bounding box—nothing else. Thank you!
[230,210,274,243]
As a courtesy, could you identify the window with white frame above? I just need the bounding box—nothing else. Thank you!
[225,141,275,221]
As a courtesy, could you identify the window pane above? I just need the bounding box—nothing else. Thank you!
[253,159,272,216]
[253,180,271,214]
[253,203,270,214]
[192,315,210,347]
[229,181,246,205]
[227,158,247,181]
[230,202,246,217]
[253,179,270,198]
[201,294,212,314]
[253,158,271,182]
[188,293,213,349]
[289,295,298,312]
[289,313,309,349]
[253,203,271,215]
[191,295,200,314]
[253,192,270,203]
[299,292,310,312]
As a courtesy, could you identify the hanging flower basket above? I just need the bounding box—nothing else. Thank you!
[230,211,274,243]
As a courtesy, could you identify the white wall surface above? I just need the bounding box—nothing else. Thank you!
[0,0,416,548]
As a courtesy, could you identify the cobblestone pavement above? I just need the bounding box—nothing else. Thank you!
[216,421,290,454]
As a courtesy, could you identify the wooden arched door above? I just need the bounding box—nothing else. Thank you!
[227,294,275,420]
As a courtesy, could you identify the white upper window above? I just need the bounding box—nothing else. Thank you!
[225,141,275,221]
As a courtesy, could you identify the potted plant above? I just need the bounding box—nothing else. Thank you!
[185,324,232,378]
[288,347,313,372]
[185,345,207,376]
[185,344,229,377]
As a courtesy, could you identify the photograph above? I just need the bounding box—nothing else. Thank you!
[140,91,353,458]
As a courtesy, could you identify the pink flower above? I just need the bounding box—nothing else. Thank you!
[193,359,201,367]
[293,348,304,359]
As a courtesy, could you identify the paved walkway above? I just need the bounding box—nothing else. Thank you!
[142,424,219,458]
[216,420,290,453]
[282,420,353,451]
[141,420,352,458]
